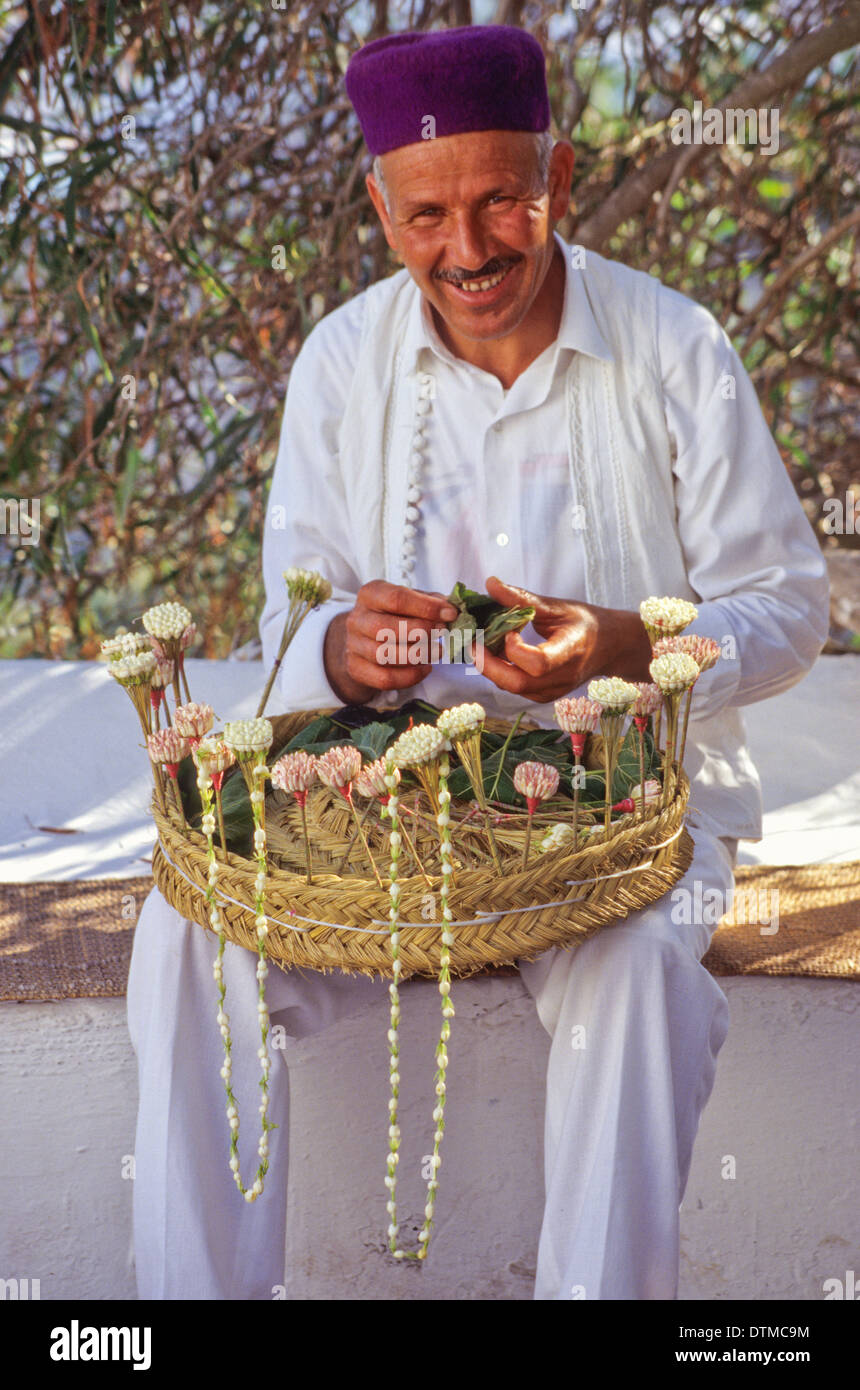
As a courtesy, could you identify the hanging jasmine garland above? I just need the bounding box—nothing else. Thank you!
[383,721,456,1261]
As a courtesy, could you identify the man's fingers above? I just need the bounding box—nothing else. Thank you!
[347,653,433,691]
[348,606,447,645]
[485,574,574,618]
[348,627,445,667]
[484,574,542,610]
[477,647,538,696]
[358,579,458,623]
[502,628,580,677]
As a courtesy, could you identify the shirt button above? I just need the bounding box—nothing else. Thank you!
[495,532,510,547]
[492,421,503,433]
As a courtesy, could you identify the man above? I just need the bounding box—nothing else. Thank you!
[128,25,828,1299]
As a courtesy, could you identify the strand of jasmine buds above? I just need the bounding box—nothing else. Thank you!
[383,761,405,1257]
[195,763,252,1195]
[218,755,276,1202]
[419,751,455,1258]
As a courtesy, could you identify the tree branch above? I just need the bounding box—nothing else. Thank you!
[575,2,860,250]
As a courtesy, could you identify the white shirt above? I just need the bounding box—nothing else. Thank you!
[260,235,829,840]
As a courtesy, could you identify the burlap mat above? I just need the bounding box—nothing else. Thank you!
[1,864,858,1002]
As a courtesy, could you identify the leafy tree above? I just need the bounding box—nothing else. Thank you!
[1,0,857,658]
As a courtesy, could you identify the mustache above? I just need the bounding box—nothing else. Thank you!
[434,256,520,285]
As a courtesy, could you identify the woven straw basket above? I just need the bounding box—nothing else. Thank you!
[152,709,694,979]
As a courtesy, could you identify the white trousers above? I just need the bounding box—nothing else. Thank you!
[127,823,734,1300]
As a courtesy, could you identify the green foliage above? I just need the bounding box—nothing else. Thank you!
[1,1,856,660]
[192,702,660,852]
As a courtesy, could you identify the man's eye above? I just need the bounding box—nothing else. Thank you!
[488,194,514,205]
[413,207,443,219]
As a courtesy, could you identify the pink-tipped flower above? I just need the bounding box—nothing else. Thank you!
[355,757,398,803]
[193,737,236,791]
[149,655,173,715]
[513,761,560,816]
[554,696,601,758]
[271,750,318,808]
[174,701,214,746]
[315,745,363,800]
[652,634,720,672]
[630,681,662,731]
[180,622,197,651]
[147,727,190,779]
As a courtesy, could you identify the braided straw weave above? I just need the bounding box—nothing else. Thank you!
[151,710,694,979]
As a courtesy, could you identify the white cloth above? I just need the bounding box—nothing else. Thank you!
[259,233,829,842]
[127,824,733,1300]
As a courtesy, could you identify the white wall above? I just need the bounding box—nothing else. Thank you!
[2,971,857,1301]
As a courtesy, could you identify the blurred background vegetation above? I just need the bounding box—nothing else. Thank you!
[1,0,858,660]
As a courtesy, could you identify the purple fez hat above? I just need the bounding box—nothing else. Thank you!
[345,26,550,156]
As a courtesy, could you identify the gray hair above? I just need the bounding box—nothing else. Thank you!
[371,129,554,215]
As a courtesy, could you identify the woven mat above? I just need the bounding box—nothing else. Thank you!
[1,864,858,1002]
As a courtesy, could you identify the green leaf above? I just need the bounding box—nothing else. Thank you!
[350,721,395,761]
[757,178,792,201]
[282,715,339,752]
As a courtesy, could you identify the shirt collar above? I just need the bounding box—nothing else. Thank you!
[401,230,613,375]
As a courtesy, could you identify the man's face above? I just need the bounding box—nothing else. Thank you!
[366,130,574,345]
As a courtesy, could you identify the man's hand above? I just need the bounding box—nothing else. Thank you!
[477,576,653,702]
[323,580,459,705]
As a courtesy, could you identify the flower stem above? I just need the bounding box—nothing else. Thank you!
[348,794,385,888]
[678,687,694,769]
[521,813,533,871]
[214,783,228,863]
[299,798,313,885]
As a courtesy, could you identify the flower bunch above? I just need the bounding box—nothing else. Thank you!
[639,596,699,644]
[316,745,383,886]
[256,569,333,718]
[652,636,720,768]
[100,631,151,661]
[141,602,195,704]
[554,696,602,839]
[436,703,501,873]
[388,723,450,818]
[147,726,190,821]
[107,649,157,738]
[588,678,639,832]
[149,656,174,729]
[649,653,701,806]
[554,696,602,757]
[354,757,395,800]
[174,702,215,748]
[652,634,720,671]
[626,683,662,818]
[194,738,236,859]
[223,720,272,871]
[539,822,578,855]
[272,751,319,884]
[513,761,560,868]
[649,652,700,695]
[354,760,431,885]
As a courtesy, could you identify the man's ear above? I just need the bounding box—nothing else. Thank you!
[548,141,575,223]
[366,172,398,253]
